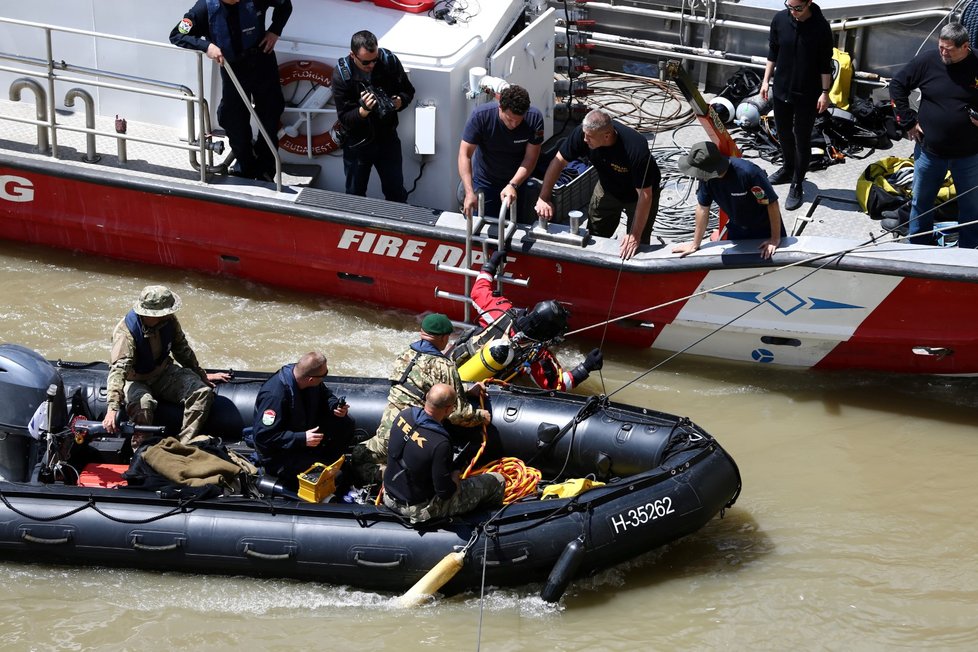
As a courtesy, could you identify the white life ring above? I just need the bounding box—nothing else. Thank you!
[278,59,340,156]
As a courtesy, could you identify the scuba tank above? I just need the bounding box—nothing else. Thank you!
[458,337,516,382]
[734,94,773,131]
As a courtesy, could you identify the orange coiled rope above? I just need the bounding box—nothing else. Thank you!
[467,457,542,504]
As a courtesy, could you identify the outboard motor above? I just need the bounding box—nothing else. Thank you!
[0,344,67,481]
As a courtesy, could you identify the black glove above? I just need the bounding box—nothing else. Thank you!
[481,250,505,276]
[583,348,603,372]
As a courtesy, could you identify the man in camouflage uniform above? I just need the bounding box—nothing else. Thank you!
[382,383,504,523]
[352,313,491,486]
[102,286,230,444]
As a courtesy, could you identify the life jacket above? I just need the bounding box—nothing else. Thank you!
[829,48,853,110]
[206,0,264,61]
[124,310,175,375]
[855,156,956,218]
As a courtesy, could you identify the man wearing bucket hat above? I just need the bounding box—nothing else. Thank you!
[351,313,491,487]
[103,286,231,445]
[672,141,785,260]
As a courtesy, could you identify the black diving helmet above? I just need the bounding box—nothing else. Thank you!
[514,300,570,342]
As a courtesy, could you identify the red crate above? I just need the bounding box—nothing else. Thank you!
[78,463,128,488]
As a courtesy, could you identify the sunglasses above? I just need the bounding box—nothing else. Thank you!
[355,54,380,66]
[784,1,808,11]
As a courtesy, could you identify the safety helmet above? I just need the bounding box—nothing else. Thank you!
[514,300,570,342]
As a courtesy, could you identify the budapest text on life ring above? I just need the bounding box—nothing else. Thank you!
[278,59,340,156]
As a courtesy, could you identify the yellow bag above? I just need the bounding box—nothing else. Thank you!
[830,48,853,110]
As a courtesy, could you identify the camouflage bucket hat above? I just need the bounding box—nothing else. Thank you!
[133,285,182,317]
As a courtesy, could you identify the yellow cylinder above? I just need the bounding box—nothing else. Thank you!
[396,551,465,608]
[458,338,515,382]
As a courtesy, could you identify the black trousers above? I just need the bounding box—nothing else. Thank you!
[772,96,818,185]
[219,51,285,178]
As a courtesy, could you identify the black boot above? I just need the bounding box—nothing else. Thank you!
[784,183,804,211]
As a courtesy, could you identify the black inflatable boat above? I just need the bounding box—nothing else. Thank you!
[0,343,741,599]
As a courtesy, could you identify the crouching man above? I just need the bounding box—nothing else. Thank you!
[382,384,504,523]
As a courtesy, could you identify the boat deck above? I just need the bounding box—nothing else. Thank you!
[0,83,916,245]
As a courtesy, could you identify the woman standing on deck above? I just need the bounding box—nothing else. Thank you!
[760,0,834,212]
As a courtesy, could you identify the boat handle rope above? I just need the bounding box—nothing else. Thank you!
[353,551,405,569]
[20,530,72,545]
[131,534,184,552]
[243,542,295,561]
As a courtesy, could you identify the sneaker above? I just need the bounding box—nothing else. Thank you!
[881,217,908,236]
[768,166,793,185]
[784,183,804,211]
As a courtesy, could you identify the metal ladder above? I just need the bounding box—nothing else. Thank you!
[434,193,529,325]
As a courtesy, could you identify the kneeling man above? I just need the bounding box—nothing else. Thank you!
[383,383,504,523]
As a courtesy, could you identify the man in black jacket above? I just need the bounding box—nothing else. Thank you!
[760,0,833,212]
[170,0,293,180]
[890,22,978,248]
[251,351,355,490]
[382,383,504,523]
[331,30,415,202]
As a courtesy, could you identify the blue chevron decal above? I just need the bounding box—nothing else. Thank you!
[712,291,762,304]
[808,298,862,310]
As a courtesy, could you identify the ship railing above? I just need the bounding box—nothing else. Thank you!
[436,192,528,324]
[0,16,282,191]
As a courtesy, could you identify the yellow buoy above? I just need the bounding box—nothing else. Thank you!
[396,551,465,608]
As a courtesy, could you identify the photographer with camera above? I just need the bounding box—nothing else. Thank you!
[332,30,415,203]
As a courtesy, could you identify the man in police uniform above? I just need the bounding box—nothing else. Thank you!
[352,313,490,486]
[672,141,785,259]
[102,286,231,444]
[382,383,505,523]
[331,30,415,202]
[170,0,293,180]
[250,351,355,491]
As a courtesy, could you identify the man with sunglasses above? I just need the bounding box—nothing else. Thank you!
[170,0,293,181]
[251,351,355,491]
[332,30,415,202]
[760,0,833,212]
[890,22,978,248]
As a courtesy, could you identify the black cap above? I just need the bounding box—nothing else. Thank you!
[678,141,730,180]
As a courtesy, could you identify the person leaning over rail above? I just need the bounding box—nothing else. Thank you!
[382,383,505,523]
[889,22,978,248]
[103,286,231,445]
[534,109,661,260]
[249,351,355,492]
[170,0,293,181]
[331,30,416,202]
[672,141,785,260]
[351,313,491,487]
[458,84,544,223]
[760,0,833,212]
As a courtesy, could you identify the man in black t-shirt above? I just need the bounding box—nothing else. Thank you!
[890,22,978,248]
[535,110,660,260]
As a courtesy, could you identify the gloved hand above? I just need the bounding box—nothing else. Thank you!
[583,348,603,372]
[481,250,505,276]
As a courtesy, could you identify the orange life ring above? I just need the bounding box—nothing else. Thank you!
[278,59,340,156]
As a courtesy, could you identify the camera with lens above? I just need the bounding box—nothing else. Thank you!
[366,85,397,119]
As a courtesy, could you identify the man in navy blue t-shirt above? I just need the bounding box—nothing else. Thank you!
[459,85,544,222]
[673,141,785,260]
